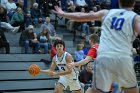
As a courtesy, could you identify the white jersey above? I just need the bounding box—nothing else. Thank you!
[98,9,137,56]
[54,52,78,80]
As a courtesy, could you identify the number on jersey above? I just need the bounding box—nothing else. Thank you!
[61,67,65,71]
[111,17,125,30]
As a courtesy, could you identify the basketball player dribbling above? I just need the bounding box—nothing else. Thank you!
[52,0,140,93]
[40,40,82,93]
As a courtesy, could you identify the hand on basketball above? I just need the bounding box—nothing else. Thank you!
[28,64,40,76]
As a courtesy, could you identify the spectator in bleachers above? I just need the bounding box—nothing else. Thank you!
[75,44,85,62]
[74,0,87,12]
[5,0,17,20]
[79,62,93,85]
[1,0,8,8]
[16,0,31,28]
[85,0,94,11]
[66,0,75,11]
[0,5,20,33]
[37,28,50,54]
[38,0,52,17]
[133,35,140,62]
[30,3,45,27]
[19,25,40,54]
[74,7,90,39]
[0,29,10,54]
[133,35,140,55]
[80,41,89,55]
[11,7,24,32]
[41,17,61,43]
[66,4,76,32]
[78,62,93,93]
[16,0,28,14]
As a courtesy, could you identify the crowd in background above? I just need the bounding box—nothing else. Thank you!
[0,0,140,92]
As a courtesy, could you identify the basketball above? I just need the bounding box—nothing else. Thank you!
[28,64,40,76]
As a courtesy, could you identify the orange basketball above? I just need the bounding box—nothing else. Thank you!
[28,64,40,76]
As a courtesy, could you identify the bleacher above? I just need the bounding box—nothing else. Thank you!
[0,54,58,93]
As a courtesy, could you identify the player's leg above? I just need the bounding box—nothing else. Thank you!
[119,57,139,93]
[70,79,82,93]
[53,83,65,93]
[123,87,139,93]
[93,56,113,93]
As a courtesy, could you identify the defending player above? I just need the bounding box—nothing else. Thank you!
[52,0,139,93]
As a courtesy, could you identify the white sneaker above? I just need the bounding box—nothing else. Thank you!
[12,26,20,33]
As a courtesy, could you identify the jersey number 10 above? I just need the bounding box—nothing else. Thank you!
[111,17,125,30]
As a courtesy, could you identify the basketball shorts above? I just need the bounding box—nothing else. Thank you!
[58,76,81,91]
[93,54,137,92]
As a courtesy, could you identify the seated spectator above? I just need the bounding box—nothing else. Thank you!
[11,7,25,32]
[66,4,76,32]
[0,29,10,54]
[75,44,85,62]
[1,0,8,8]
[0,5,19,33]
[16,0,32,28]
[37,28,50,54]
[80,41,89,55]
[74,0,88,12]
[5,0,17,20]
[30,3,45,27]
[78,62,93,92]
[79,62,93,84]
[41,17,61,43]
[19,25,40,54]
[73,8,90,39]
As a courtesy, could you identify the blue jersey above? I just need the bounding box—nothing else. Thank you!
[98,9,137,56]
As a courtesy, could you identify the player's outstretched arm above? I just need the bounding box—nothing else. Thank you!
[40,69,51,74]
[52,6,108,22]
[68,56,92,69]
[40,60,57,76]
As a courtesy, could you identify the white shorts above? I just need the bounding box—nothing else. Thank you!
[93,54,137,92]
[58,76,81,91]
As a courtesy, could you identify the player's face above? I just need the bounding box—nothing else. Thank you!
[56,44,64,52]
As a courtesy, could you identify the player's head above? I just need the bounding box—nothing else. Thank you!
[89,34,99,45]
[54,39,65,50]
[119,0,135,8]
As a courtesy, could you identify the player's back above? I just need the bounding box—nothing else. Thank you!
[98,9,137,56]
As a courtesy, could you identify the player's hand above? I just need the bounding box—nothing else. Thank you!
[52,6,64,16]
[67,62,75,69]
